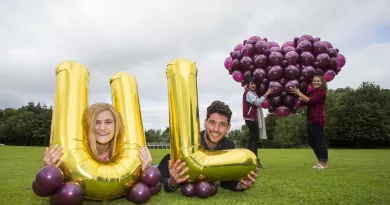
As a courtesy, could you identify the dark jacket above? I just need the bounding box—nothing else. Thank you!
[157,130,240,192]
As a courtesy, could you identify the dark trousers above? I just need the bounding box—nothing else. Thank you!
[245,120,259,160]
[306,121,328,163]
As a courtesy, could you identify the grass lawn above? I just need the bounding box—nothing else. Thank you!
[0,146,389,204]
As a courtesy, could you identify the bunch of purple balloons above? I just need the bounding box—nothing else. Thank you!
[32,165,162,204]
[32,165,84,205]
[125,166,162,204]
[181,181,217,199]
[224,34,346,117]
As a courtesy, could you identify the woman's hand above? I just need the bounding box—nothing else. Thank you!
[265,87,277,96]
[290,86,301,96]
[139,146,152,171]
[44,144,63,167]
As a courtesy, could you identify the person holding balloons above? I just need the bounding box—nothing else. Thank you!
[290,75,329,170]
[243,77,276,168]
[43,103,153,171]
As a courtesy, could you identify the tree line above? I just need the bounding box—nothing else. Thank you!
[1,81,389,148]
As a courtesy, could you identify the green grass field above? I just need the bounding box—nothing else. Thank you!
[0,146,389,205]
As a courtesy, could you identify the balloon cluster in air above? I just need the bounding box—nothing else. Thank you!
[181,181,218,199]
[32,165,161,204]
[224,34,346,117]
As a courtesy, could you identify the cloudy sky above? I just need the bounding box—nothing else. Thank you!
[1,0,389,131]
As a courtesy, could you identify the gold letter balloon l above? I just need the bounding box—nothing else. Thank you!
[50,61,146,201]
[166,58,258,182]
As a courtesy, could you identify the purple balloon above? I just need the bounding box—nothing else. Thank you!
[248,36,262,41]
[300,52,315,66]
[126,182,151,204]
[231,51,241,59]
[253,68,267,82]
[274,106,291,118]
[141,166,161,188]
[269,81,283,96]
[282,41,295,49]
[284,80,300,94]
[300,34,313,40]
[231,59,241,71]
[279,77,287,85]
[240,56,254,70]
[336,53,346,68]
[270,96,282,108]
[241,44,255,57]
[329,57,338,70]
[295,98,304,109]
[313,41,328,55]
[255,41,269,55]
[224,56,233,70]
[296,38,307,45]
[283,95,294,108]
[232,71,244,82]
[254,54,268,68]
[300,82,308,94]
[210,182,217,196]
[267,65,283,81]
[281,60,288,68]
[282,46,296,55]
[296,40,312,52]
[322,41,333,48]
[262,98,271,109]
[195,181,212,199]
[32,180,51,197]
[244,70,253,81]
[247,36,262,45]
[269,52,284,65]
[50,182,84,205]
[315,68,324,75]
[234,44,244,51]
[35,166,64,196]
[257,83,269,96]
[149,182,161,195]
[268,41,280,48]
[316,53,330,68]
[285,51,299,65]
[181,183,196,197]
[312,37,320,43]
[270,47,281,53]
[284,65,300,79]
[301,66,316,81]
[324,69,336,82]
[328,48,337,58]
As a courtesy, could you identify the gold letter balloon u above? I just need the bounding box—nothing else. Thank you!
[50,61,146,201]
[166,58,258,182]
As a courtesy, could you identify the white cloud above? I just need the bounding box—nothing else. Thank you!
[1,0,390,131]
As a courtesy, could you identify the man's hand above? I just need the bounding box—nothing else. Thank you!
[168,159,190,187]
[236,168,259,191]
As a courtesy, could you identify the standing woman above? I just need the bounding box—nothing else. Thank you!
[243,77,275,168]
[290,75,329,169]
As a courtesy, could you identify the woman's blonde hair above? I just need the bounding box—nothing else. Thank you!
[82,103,124,161]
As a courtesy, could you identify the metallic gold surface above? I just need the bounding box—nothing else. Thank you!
[166,58,258,182]
[50,61,145,201]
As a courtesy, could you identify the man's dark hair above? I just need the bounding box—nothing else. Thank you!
[206,101,232,124]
